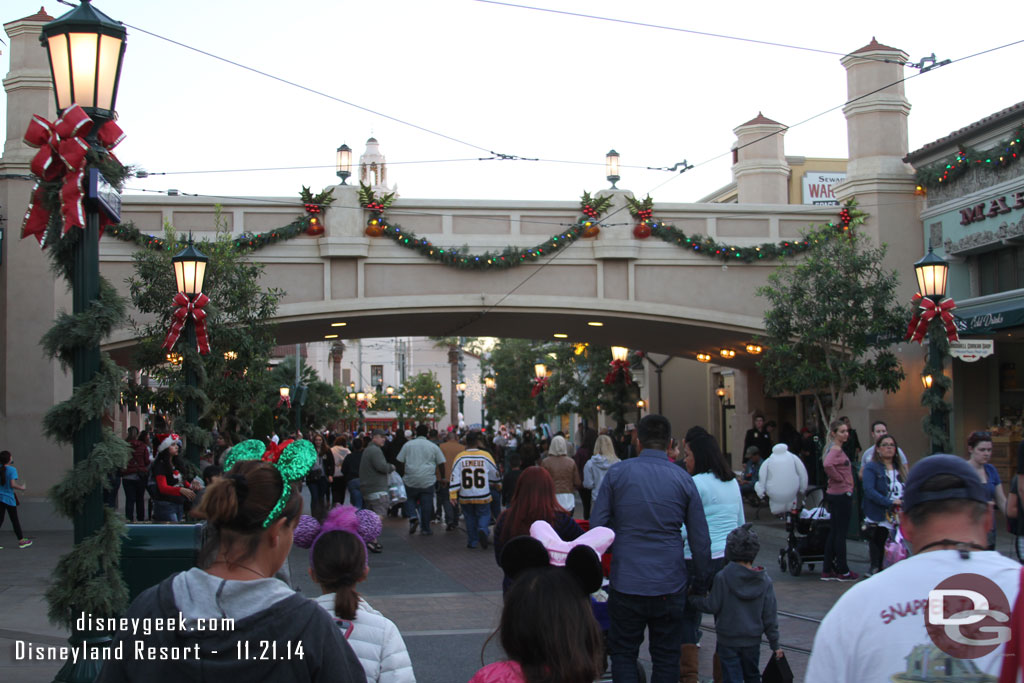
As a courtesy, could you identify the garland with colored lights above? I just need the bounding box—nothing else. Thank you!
[915,123,1024,190]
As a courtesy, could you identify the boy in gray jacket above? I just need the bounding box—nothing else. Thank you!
[689,523,784,682]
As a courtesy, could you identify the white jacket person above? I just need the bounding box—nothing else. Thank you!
[754,443,808,515]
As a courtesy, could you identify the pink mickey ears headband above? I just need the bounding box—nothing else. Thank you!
[499,520,615,595]
[294,504,382,567]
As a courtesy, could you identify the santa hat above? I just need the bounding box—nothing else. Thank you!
[157,433,182,454]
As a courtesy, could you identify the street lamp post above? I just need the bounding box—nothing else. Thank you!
[483,375,495,431]
[534,362,547,432]
[336,143,352,184]
[716,377,733,458]
[457,380,467,419]
[605,149,620,189]
[914,247,952,454]
[171,239,208,468]
[39,1,127,678]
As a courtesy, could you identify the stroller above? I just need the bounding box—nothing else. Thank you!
[777,486,831,577]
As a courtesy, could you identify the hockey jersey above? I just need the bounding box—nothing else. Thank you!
[449,449,501,505]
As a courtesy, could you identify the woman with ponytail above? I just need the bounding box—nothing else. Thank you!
[296,504,415,683]
[98,439,364,682]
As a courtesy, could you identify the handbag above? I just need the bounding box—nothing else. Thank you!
[762,652,794,683]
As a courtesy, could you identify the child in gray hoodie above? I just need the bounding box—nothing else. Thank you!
[689,523,783,683]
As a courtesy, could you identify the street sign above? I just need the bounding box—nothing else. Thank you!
[950,339,995,362]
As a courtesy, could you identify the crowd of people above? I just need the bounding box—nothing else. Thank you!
[9,407,1020,682]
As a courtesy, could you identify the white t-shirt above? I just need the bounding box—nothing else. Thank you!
[862,444,908,466]
[806,549,1021,682]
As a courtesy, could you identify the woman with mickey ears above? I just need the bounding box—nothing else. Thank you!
[152,433,195,522]
[98,438,365,682]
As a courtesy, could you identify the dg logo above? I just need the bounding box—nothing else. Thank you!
[926,573,1012,659]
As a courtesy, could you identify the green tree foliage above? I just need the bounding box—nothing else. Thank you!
[267,355,343,434]
[483,339,543,425]
[400,372,446,423]
[756,232,907,430]
[126,212,282,442]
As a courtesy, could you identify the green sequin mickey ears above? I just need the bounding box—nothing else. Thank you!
[223,438,316,528]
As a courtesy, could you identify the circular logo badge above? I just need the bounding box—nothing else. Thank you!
[926,573,1011,659]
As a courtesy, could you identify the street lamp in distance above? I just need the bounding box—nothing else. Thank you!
[605,149,620,189]
[336,143,352,185]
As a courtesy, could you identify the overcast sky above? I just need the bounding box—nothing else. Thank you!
[3,0,1021,207]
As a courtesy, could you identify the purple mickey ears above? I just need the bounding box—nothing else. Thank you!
[293,505,382,567]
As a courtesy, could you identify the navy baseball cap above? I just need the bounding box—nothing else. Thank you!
[902,454,989,512]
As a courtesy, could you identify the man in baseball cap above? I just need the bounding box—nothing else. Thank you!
[807,454,1021,681]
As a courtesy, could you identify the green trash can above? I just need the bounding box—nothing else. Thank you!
[120,523,207,601]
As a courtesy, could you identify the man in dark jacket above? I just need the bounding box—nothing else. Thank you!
[360,430,392,552]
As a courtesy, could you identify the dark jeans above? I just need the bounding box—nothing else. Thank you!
[608,588,688,683]
[579,486,591,520]
[824,493,852,574]
[153,500,183,522]
[682,557,729,643]
[122,477,146,522]
[437,483,455,526]
[489,485,501,524]
[1,502,25,540]
[347,479,363,509]
[717,644,760,683]
[867,523,889,572]
[331,477,347,506]
[462,502,490,548]
[406,486,435,531]
[307,478,328,517]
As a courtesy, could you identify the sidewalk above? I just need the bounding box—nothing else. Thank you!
[2,502,1020,682]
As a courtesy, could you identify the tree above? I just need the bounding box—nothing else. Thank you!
[267,355,344,434]
[756,231,907,431]
[400,372,446,423]
[126,212,282,444]
[482,338,543,426]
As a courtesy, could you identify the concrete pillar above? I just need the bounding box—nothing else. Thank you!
[732,113,789,204]
[0,9,75,529]
[833,38,928,460]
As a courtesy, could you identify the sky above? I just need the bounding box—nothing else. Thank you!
[2,0,1022,208]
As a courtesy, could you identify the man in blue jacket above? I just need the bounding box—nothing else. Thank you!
[591,414,712,683]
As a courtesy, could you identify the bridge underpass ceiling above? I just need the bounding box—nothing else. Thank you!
[268,309,765,370]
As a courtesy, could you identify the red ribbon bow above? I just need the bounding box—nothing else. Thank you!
[262,439,295,464]
[905,293,959,344]
[531,376,549,398]
[603,359,634,386]
[20,104,125,245]
[161,292,211,355]
[276,395,292,409]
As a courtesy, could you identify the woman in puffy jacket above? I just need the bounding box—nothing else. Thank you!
[582,434,620,503]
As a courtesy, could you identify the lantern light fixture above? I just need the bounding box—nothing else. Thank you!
[720,348,736,359]
[922,374,934,389]
[172,238,208,296]
[386,385,394,395]
[914,247,949,302]
[484,375,496,390]
[457,381,467,392]
[279,386,290,399]
[223,350,238,361]
[534,363,547,380]
[611,346,629,362]
[40,0,127,122]
[605,149,620,189]
[336,143,352,184]
[356,392,365,401]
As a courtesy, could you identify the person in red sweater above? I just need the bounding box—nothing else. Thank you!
[121,427,151,522]
[821,420,859,582]
[152,434,195,522]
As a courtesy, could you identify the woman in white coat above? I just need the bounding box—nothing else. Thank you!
[754,443,809,515]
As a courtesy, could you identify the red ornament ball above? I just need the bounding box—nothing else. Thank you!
[633,223,651,239]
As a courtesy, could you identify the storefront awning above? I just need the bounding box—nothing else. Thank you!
[955,297,1024,335]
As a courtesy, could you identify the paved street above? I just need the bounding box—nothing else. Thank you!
[2,499,1020,682]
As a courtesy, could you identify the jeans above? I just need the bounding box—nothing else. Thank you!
[153,500,183,522]
[307,478,328,517]
[122,477,146,522]
[717,644,760,683]
[461,502,490,547]
[437,483,455,526]
[867,524,889,572]
[347,479,363,509]
[824,493,852,574]
[608,588,688,683]
[406,486,435,531]
[682,557,728,643]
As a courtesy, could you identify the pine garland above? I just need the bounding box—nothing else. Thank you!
[921,318,953,452]
[915,122,1024,190]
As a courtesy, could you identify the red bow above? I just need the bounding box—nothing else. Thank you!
[603,359,633,386]
[531,376,549,398]
[263,438,295,463]
[161,292,211,355]
[905,293,959,344]
[276,395,292,409]
[21,105,125,245]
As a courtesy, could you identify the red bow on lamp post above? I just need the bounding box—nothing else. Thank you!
[531,376,549,398]
[161,292,211,355]
[905,293,959,344]
[276,394,292,409]
[604,359,634,386]
[21,104,125,245]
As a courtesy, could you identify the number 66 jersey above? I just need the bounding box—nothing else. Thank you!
[449,448,501,504]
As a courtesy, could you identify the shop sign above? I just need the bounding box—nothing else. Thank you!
[801,172,846,206]
[949,339,995,362]
[960,191,1024,226]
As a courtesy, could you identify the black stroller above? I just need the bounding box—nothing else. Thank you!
[777,486,830,577]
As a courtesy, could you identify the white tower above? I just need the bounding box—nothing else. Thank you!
[359,137,396,194]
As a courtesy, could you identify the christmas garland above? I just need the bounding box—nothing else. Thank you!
[21,130,132,627]
[915,122,1023,190]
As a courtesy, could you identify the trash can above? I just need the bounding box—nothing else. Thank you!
[120,523,206,601]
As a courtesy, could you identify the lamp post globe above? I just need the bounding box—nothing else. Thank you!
[336,143,352,184]
[605,149,620,189]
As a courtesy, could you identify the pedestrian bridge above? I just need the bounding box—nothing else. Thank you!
[100,185,839,367]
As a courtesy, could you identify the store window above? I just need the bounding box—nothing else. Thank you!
[975,246,1024,296]
[371,364,383,391]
